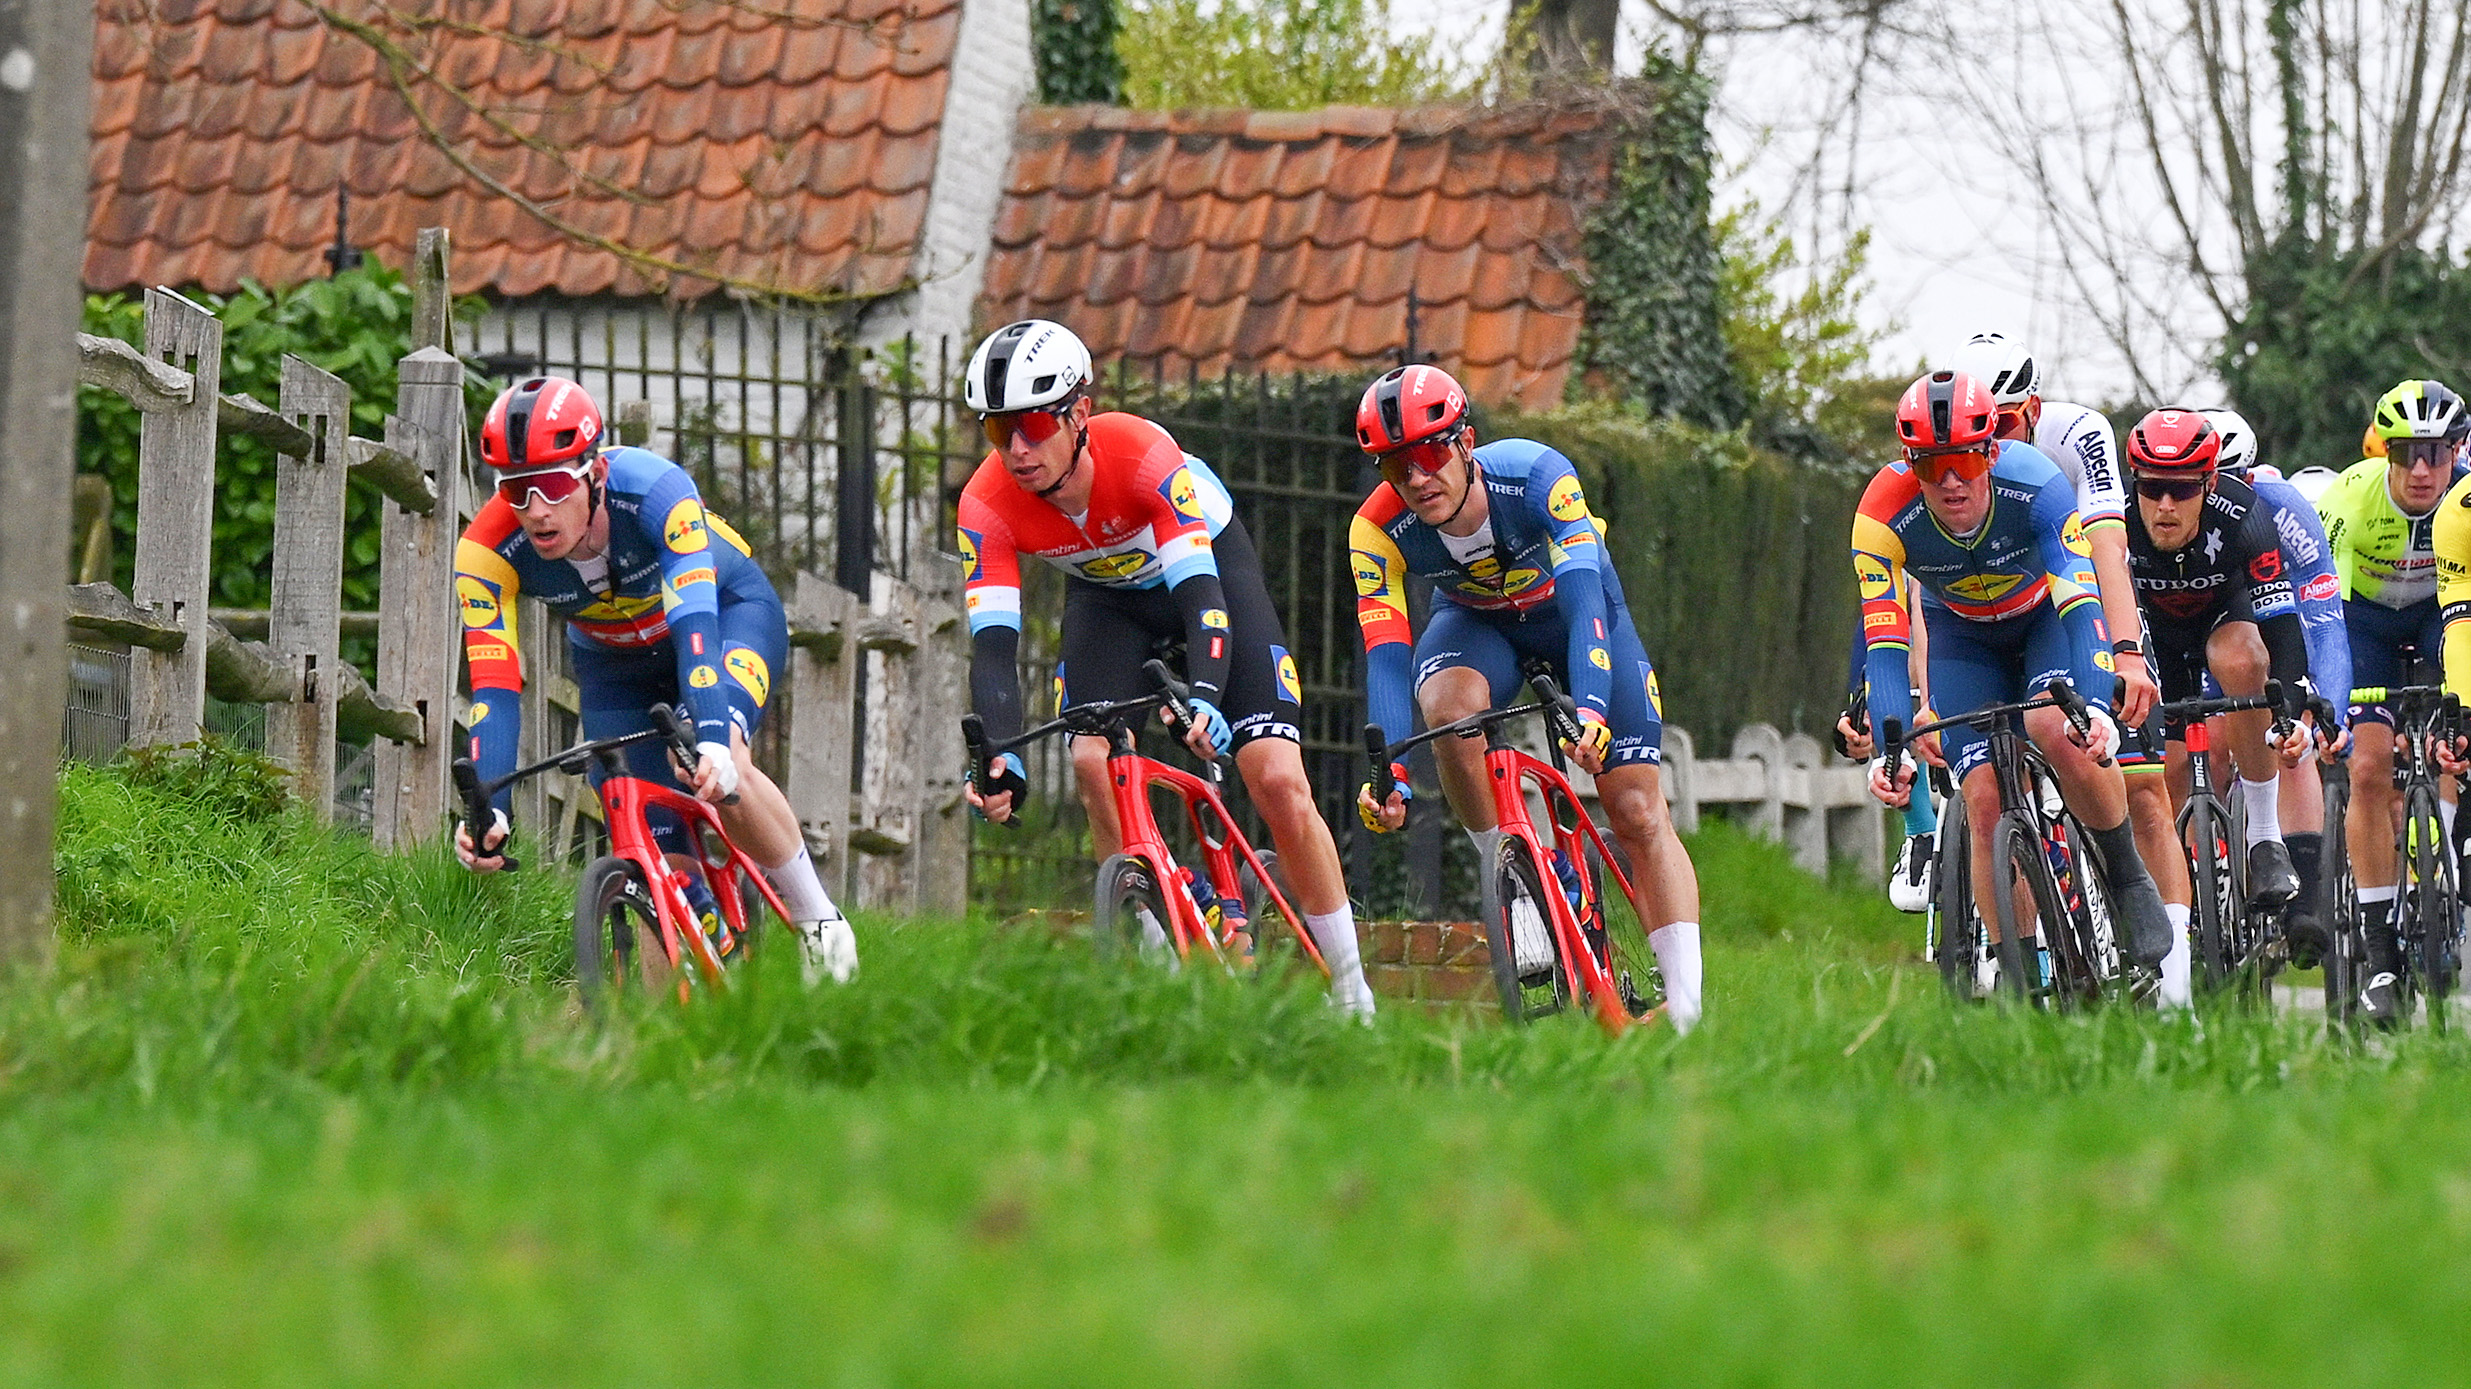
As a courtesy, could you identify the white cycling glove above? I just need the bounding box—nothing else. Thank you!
[696,740,741,799]
[2080,708,2121,763]
[1866,756,1910,806]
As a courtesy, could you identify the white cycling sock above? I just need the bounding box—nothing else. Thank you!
[1466,825,1503,869]
[1304,907,1375,1017]
[2159,901,2192,1010]
[2444,796,2459,842]
[2241,779,2282,846]
[1649,921,1702,1035]
[762,844,838,924]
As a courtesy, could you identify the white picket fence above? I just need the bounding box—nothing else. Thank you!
[1555,723,1884,879]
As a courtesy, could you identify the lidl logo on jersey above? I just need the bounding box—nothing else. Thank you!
[1160,467,1208,525]
[1467,555,1502,582]
[688,664,720,689]
[1200,608,1229,629]
[1500,567,1543,595]
[725,648,771,704]
[1854,553,1894,601]
[1645,666,1663,718]
[1588,647,1611,671]
[1351,549,1387,596]
[663,499,709,554]
[957,527,984,582]
[467,702,489,725]
[1079,551,1150,581]
[2060,513,2091,557]
[2094,649,2116,673]
[1946,572,2025,605]
[456,575,502,628]
[1273,646,1301,704]
[1546,474,1588,523]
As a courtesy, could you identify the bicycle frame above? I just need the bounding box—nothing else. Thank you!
[1476,723,1642,1031]
[597,764,795,997]
[1096,724,1323,971]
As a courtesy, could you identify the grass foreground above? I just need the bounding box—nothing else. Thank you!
[23,757,2471,1384]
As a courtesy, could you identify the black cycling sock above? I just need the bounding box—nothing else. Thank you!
[2286,832,2323,905]
[2363,895,2400,966]
[2086,820,2151,890]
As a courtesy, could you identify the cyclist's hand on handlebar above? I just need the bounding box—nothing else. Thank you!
[2067,707,2122,764]
[2435,730,2471,776]
[681,740,740,804]
[455,808,512,874]
[1867,756,1913,809]
[1564,711,1614,774]
[1357,774,1409,833]
[967,751,1027,823]
[2270,718,2310,769]
[1835,709,1875,762]
[1179,697,1232,762]
[1915,729,1947,768]
[2114,652,2159,726]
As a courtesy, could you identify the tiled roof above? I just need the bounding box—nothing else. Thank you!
[977,101,1615,409]
[87,0,959,300]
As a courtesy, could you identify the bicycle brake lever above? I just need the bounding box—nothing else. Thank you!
[1880,717,1905,788]
[450,758,520,872]
[1364,724,1397,804]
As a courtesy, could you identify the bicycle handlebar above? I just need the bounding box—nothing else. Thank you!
[450,758,519,872]
[1363,672,1589,770]
[1364,724,1397,805]
[1889,678,2091,750]
[650,702,738,807]
[2153,679,2286,725]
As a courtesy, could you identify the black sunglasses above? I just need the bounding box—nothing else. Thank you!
[2133,476,2208,502]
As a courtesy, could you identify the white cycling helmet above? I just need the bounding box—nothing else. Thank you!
[2286,465,2340,507]
[1949,332,2042,408]
[965,319,1092,415]
[2201,407,2257,474]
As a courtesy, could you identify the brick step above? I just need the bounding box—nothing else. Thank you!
[997,909,1497,1009]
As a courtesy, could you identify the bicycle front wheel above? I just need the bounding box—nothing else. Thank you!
[2321,770,2358,1028]
[2185,796,2237,994]
[1484,836,1575,1024]
[576,855,665,1009]
[2405,786,2459,1023]
[1990,814,2068,1006]
[1934,791,1989,1001]
[1093,853,1176,963]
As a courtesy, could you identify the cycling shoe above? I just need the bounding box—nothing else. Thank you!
[2245,839,2300,907]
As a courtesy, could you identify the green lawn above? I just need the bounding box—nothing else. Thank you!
[19,755,2471,1384]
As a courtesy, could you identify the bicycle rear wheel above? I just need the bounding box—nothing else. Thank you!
[2046,815,2119,1006]
[1483,835,1575,1023]
[576,855,665,1009]
[1093,853,1176,963]
[2321,769,2358,1028]
[1990,814,2068,1006]
[1581,832,1661,1022]
[2405,786,2459,1025]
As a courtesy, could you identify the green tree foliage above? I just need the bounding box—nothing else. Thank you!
[1116,0,1470,109]
[76,263,486,613]
[1714,200,1901,469]
[2219,241,2471,469]
[1571,67,1744,431]
[1034,0,1124,104]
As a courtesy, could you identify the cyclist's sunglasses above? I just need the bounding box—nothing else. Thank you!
[2390,437,2460,472]
[1375,432,1463,489]
[981,402,1076,449]
[2132,473,2208,502]
[496,463,591,510]
[1905,446,1994,486]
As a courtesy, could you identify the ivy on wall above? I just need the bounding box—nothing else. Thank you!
[1570,65,1746,432]
[1034,0,1125,105]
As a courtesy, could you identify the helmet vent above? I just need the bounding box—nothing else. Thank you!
[1032,373,1056,394]
[553,428,577,451]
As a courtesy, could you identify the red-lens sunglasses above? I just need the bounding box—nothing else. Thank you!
[1376,433,1462,489]
[1905,447,1994,486]
[981,404,1074,450]
[496,463,591,510]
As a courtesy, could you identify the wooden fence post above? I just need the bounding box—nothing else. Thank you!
[266,357,351,820]
[373,346,466,849]
[127,290,224,747]
[1662,725,1699,835]
[0,0,91,956]
[786,573,859,898]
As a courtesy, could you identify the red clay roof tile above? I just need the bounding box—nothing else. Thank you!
[88,0,959,299]
[979,98,1613,404]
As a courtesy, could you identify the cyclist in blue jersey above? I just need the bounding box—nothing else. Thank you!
[1348,365,1704,1033]
[2205,407,2351,964]
[453,376,857,984]
[1854,371,2174,975]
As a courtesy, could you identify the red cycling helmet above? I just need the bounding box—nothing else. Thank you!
[1894,370,1999,453]
[1356,364,1469,452]
[2125,409,2219,476]
[480,376,605,473]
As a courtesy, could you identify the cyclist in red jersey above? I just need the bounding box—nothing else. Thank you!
[955,321,1376,1015]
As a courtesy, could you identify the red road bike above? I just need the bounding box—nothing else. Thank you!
[453,703,789,1006]
[966,660,1328,976]
[1365,669,1660,1035]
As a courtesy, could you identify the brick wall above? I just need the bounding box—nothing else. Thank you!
[1359,920,1496,1010]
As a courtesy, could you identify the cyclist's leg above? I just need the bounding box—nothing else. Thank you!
[1207,520,1373,1011]
[1587,607,1703,1031]
[1915,606,2016,943]
[2118,663,2190,1001]
[707,598,854,978]
[2203,617,2301,903]
[2344,599,2412,1011]
[1054,582,1161,858]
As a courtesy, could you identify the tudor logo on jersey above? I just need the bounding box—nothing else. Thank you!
[2250,547,2284,583]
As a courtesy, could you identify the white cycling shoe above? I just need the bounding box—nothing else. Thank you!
[794,915,860,986]
[1889,833,1934,914]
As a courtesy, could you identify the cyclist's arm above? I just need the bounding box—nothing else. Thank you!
[455,525,524,816]
[958,495,1029,745]
[1851,481,1915,731]
[1530,454,1615,721]
[2434,474,2471,700]
[2272,489,2352,715]
[2057,420,2145,690]
[1351,512,1416,747]
[2233,514,2312,695]
[628,460,733,750]
[2321,461,2366,600]
[1146,459,1233,706]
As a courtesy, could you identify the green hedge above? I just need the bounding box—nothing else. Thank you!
[1488,402,1863,744]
